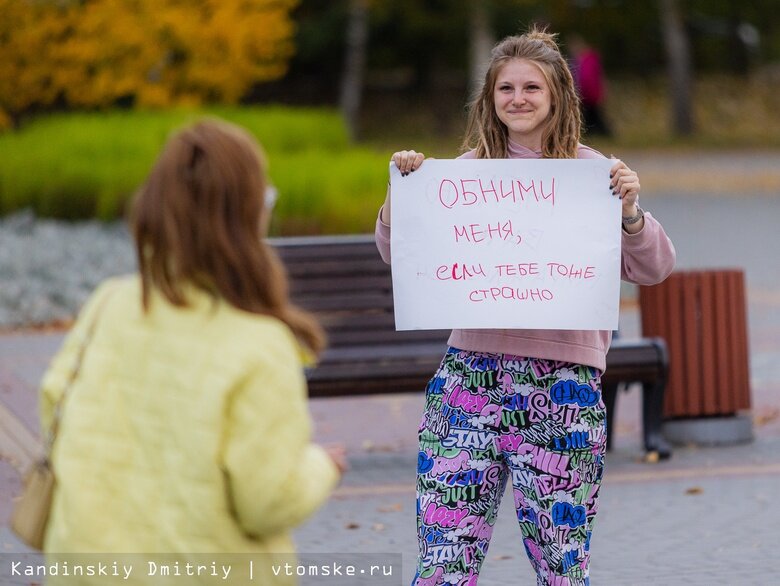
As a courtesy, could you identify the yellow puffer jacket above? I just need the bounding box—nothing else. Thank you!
[40,276,339,585]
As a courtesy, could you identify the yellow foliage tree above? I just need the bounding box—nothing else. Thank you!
[0,0,298,127]
[0,0,70,127]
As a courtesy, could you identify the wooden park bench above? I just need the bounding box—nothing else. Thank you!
[272,234,672,459]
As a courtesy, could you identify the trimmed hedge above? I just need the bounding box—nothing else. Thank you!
[0,107,389,235]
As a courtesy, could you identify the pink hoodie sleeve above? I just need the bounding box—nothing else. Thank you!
[375,210,391,264]
[578,145,676,285]
[620,211,676,285]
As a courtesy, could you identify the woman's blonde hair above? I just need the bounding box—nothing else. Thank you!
[130,118,325,355]
[462,26,581,159]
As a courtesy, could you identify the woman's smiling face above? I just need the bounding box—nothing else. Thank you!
[493,58,552,150]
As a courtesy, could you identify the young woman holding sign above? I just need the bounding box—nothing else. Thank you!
[375,28,675,586]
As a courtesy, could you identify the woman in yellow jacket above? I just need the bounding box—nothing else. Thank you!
[39,119,344,584]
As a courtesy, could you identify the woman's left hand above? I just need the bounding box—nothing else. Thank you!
[610,159,640,214]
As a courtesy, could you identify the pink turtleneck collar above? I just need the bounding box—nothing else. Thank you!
[458,140,603,161]
[506,138,542,158]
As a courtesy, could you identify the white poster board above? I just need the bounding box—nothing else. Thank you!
[390,158,621,330]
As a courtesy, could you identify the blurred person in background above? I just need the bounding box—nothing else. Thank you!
[376,27,674,586]
[39,118,346,584]
[568,33,612,137]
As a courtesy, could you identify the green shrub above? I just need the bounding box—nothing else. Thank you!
[269,149,388,235]
[0,107,388,234]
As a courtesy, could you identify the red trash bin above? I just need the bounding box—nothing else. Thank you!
[639,269,753,444]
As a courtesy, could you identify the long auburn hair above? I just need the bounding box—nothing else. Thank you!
[130,118,325,355]
[462,26,581,159]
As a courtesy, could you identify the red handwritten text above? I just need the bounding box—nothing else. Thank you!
[454,220,514,244]
[468,288,554,303]
[547,263,596,279]
[436,263,486,281]
[439,178,556,209]
[495,263,540,277]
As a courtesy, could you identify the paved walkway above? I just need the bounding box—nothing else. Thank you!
[1,152,780,584]
[1,317,778,585]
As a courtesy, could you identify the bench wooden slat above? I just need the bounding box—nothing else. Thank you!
[326,329,449,346]
[284,259,389,279]
[295,294,395,312]
[317,342,446,363]
[272,235,376,252]
[290,275,392,296]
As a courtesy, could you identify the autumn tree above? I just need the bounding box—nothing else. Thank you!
[339,0,370,142]
[0,0,299,127]
[0,0,72,127]
[659,0,694,136]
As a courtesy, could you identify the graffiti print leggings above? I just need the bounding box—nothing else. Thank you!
[413,347,607,586]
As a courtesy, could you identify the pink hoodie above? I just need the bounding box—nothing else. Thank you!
[375,141,676,372]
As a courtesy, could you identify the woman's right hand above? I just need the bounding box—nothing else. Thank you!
[323,443,349,475]
[382,149,426,226]
[391,149,425,176]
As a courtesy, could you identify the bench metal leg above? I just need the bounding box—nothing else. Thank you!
[604,380,672,459]
[642,380,673,459]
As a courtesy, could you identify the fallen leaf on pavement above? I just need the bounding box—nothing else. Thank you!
[754,407,779,426]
